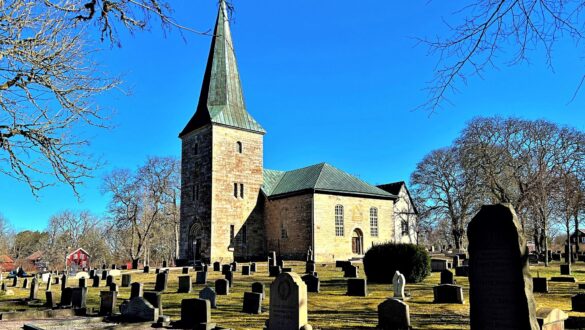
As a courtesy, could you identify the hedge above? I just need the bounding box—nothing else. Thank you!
[363,242,430,283]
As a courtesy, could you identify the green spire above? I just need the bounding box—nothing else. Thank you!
[180,0,265,137]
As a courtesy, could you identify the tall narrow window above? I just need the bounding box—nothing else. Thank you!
[335,205,344,236]
[281,220,288,239]
[234,183,238,198]
[194,143,199,155]
[401,220,409,236]
[236,141,243,153]
[195,184,200,201]
[240,183,244,198]
[191,185,195,201]
[242,225,247,244]
[370,207,379,237]
[230,225,235,244]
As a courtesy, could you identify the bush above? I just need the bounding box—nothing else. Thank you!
[363,242,430,283]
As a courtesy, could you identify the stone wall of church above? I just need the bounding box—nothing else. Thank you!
[394,185,418,244]
[264,193,313,260]
[210,124,264,262]
[313,194,394,262]
[179,125,213,262]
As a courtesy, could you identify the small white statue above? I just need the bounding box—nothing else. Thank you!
[392,270,405,299]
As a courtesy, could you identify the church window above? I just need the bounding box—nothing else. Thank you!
[236,141,243,153]
[240,183,244,198]
[401,220,409,236]
[242,225,247,244]
[234,183,238,198]
[281,221,288,239]
[230,224,235,244]
[335,205,344,236]
[194,142,199,155]
[370,207,378,237]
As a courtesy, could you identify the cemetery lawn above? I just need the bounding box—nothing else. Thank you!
[1,261,584,329]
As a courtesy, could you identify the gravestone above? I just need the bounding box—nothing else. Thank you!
[181,298,215,329]
[22,278,29,289]
[250,262,257,272]
[92,276,100,287]
[301,274,320,293]
[305,261,316,274]
[213,262,221,272]
[162,260,167,268]
[455,266,469,277]
[143,266,150,273]
[231,262,238,272]
[111,264,117,270]
[101,270,108,280]
[182,267,189,274]
[440,269,455,285]
[178,275,192,293]
[144,291,163,316]
[71,287,88,308]
[277,259,284,268]
[45,290,55,308]
[89,269,96,278]
[533,277,548,293]
[110,283,118,292]
[199,286,217,308]
[561,264,571,275]
[433,284,464,304]
[378,298,411,330]
[467,203,539,330]
[78,277,87,288]
[196,271,207,285]
[221,264,231,275]
[267,272,311,330]
[307,247,313,262]
[393,271,406,299]
[242,265,251,276]
[105,275,114,287]
[46,277,52,291]
[12,276,18,287]
[536,308,568,330]
[120,297,158,323]
[131,282,143,298]
[269,251,277,267]
[269,266,282,277]
[215,279,229,295]
[347,278,368,296]
[60,287,73,307]
[344,265,358,278]
[1,282,6,292]
[572,293,585,312]
[452,255,460,268]
[29,277,39,300]
[243,292,262,314]
[431,259,449,272]
[225,271,234,288]
[121,274,132,288]
[61,274,68,291]
[154,272,168,292]
[252,282,265,298]
[99,290,117,316]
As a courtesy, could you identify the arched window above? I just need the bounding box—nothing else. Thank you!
[370,207,378,237]
[281,220,288,239]
[335,205,344,236]
[236,141,243,153]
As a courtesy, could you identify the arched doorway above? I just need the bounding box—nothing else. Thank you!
[188,221,203,261]
[352,228,364,255]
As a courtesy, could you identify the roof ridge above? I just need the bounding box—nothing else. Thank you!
[314,162,328,188]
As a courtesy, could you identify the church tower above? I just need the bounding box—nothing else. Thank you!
[179,1,265,263]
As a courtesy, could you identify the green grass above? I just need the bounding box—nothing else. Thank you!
[1,261,584,329]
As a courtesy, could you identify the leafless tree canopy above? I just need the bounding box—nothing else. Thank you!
[0,0,197,196]
[423,0,585,111]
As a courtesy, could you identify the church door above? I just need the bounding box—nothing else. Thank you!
[352,229,364,255]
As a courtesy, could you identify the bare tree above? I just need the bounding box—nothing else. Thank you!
[411,146,483,249]
[0,0,204,195]
[422,1,585,111]
[102,156,179,268]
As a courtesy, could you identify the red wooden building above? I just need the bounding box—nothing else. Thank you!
[0,255,15,272]
[66,248,91,269]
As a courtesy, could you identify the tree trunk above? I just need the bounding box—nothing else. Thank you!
[575,214,580,255]
[567,226,572,267]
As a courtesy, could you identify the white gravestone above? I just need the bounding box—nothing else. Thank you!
[393,271,405,300]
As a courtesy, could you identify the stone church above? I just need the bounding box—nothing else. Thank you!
[179,1,417,263]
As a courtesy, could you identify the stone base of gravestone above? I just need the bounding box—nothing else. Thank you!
[378,298,411,330]
[121,297,159,323]
[573,293,585,312]
[536,308,568,330]
[550,276,577,283]
[243,292,263,314]
[454,266,469,277]
[347,279,367,297]
[301,275,320,293]
[533,278,549,293]
[433,284,465,304]
[561,264,571,275]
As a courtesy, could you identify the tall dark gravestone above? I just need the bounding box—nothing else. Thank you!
[467,204,539,330]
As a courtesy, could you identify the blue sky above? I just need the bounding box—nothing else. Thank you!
[1,1,584,231]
